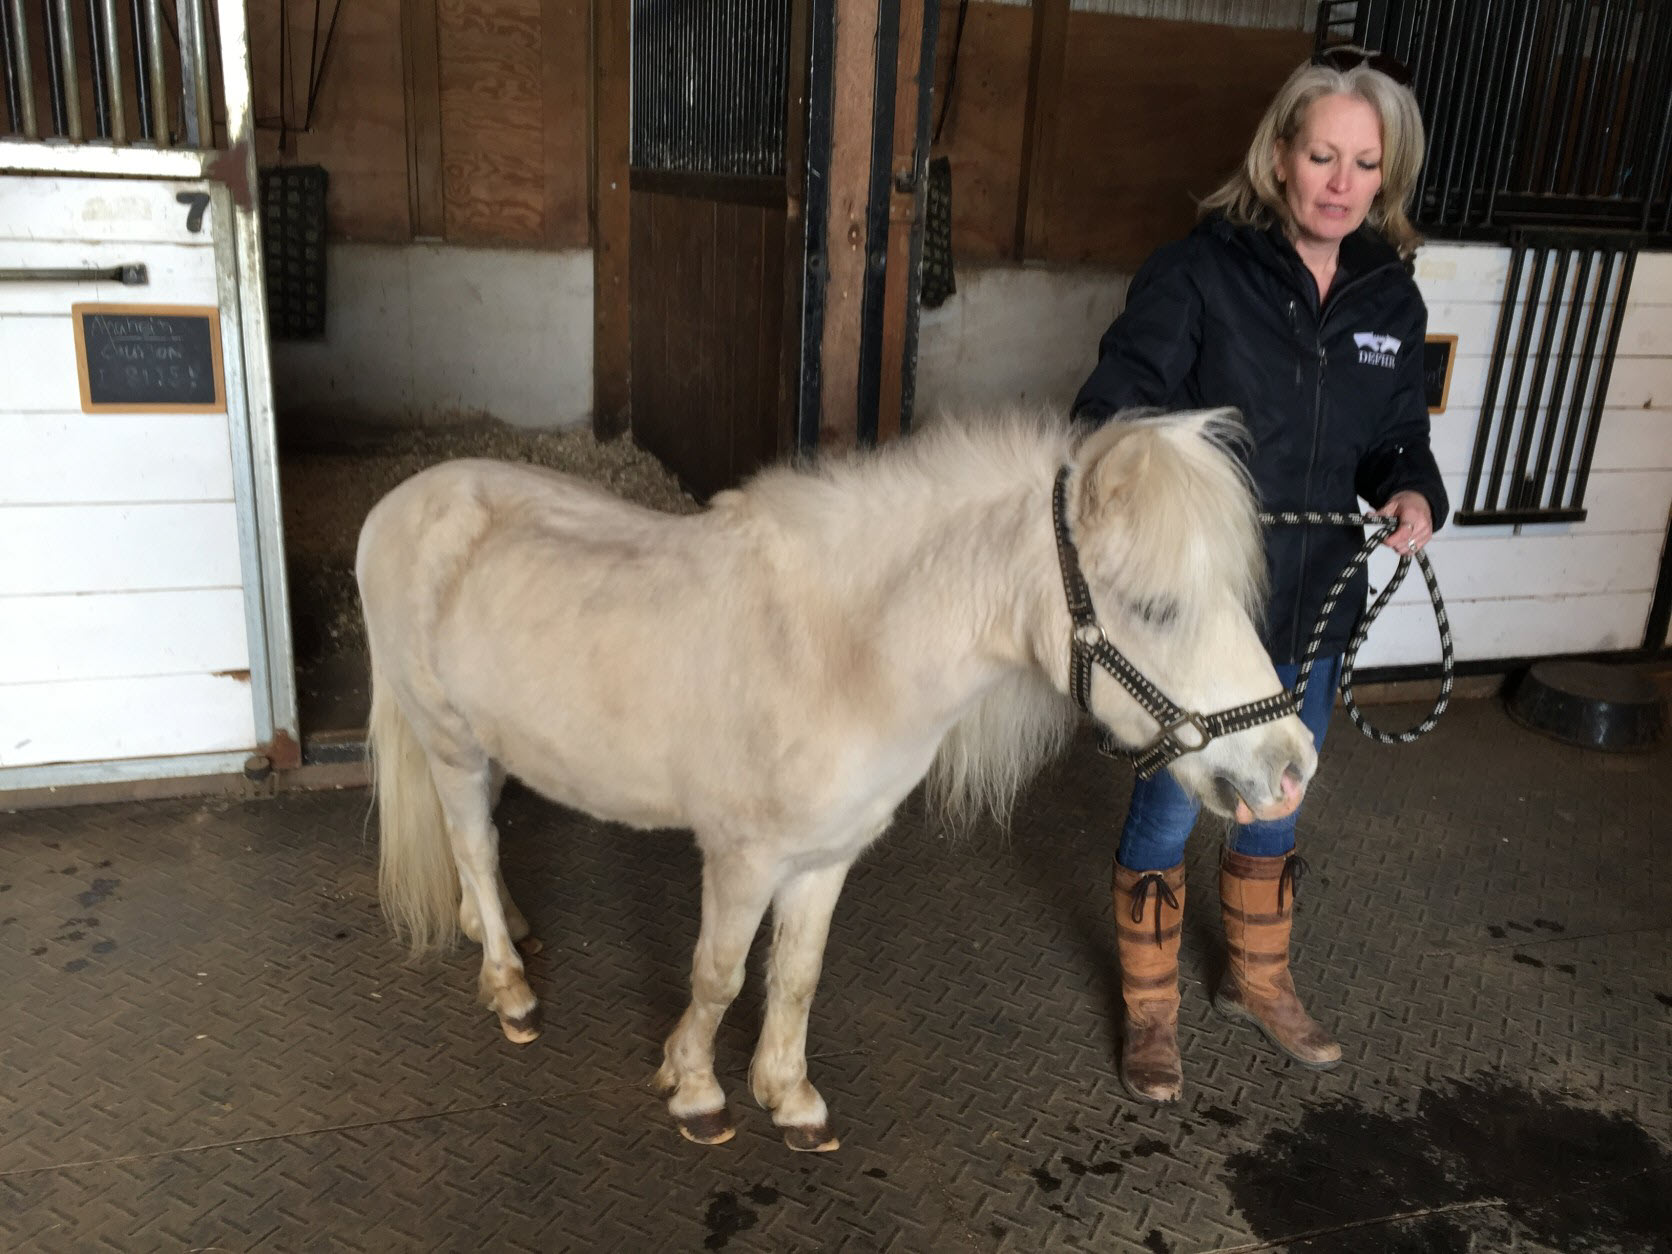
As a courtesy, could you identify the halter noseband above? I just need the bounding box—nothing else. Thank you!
[1051,467,1298,779]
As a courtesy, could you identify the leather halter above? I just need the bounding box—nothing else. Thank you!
[1051,467,1298,779]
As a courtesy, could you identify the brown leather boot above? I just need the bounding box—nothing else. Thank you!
[1216,849,1341,1069]
[1112,862,1187,1102]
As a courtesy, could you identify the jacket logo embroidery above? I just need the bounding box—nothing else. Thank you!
[1353,331,1401,368]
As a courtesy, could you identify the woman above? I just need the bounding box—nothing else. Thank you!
[1072,48,1448,1104]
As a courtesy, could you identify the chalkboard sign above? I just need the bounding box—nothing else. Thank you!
[72,304,226,413]
[1424,334,1457,414]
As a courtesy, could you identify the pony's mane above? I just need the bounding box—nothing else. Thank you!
[1079,409,1267,632]
[738,407,1072,523]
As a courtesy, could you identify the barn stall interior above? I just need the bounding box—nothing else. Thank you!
[4,0,1672,1249]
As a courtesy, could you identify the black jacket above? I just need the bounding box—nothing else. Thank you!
[1073,214,1450,663]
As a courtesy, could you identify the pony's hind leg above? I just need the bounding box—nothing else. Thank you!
[429,757,540,1043]
[749,859,852,1152]
[460,760,530,944]
[652,849,776,1146]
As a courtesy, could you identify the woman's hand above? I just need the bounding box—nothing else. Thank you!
[1377,490,1433,555]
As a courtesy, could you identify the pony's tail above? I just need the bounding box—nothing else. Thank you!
[368,657,459,955]
[927,671,1078,834]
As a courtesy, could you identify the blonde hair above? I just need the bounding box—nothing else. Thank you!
[1199,52,1426,258]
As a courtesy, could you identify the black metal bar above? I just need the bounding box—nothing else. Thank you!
[1539,0,1587,195]
[85,0,107,136]
[1507,245,1572,510]
[1550,245,1613,508]
[1569,0,1621,197]
[1567,245,1636,508]
[304,0,349,133]
[898,0,939,435]
[129,0,152,140]
[40,0,65,135]
[1483,2,1540,228]
[1459,0,1508,225]
[1417,0,1465,224]
[1616,0,1666,200]
[1529,243,1593,506]
[0,0,23,135]
[1645,506,1672,651]
[1485,244,1552,511]
[1462,242,1528,513]
[855,0,900,446]
[1435,0,1487,225]
[1454,506,1591,527]
[797,0,835,454]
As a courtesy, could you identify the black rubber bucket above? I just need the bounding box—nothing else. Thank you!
[1506,660,1666,752]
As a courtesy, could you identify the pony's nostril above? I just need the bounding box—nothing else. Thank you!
[1212,774,1243,813]
[1282,762,1306,799]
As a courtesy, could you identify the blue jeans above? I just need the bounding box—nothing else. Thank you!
[1116,655,1341,871]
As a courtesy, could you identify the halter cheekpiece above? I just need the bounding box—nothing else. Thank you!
[1051,466,1299,779]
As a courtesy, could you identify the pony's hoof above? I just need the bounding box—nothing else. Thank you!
[499,1011,540,1045]
[677,1108,735,1146]
[783,1124,840,1153]
[515,935,543,956]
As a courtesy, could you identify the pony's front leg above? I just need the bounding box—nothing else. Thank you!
[652,850,775,1145]
[431,760,538,1044]
[750,859,851,1152]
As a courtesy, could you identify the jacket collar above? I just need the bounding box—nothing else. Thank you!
[1201,212,1404,303]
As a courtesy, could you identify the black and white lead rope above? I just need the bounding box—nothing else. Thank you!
[1051,467,1454,780]
[1261,509,1454,745]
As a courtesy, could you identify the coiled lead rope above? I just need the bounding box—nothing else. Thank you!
[1260,512,1454,743]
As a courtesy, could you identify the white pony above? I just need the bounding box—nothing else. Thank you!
[357,407,1315,1152]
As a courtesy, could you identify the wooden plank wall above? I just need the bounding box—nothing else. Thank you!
[931,2,1310,268]
[248,0,589,247]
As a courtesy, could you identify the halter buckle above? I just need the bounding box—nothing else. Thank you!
[1158,711,1213,753]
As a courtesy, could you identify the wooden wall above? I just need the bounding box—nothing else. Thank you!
[247,0,589,247]
[245,0,1304,267]
[931,2,1310,268]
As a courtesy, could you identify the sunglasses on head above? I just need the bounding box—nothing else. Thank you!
[1312,46,1413,86]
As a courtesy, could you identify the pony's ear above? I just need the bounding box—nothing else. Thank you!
[1077,423,1154,523]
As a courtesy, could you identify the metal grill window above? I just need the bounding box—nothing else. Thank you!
[1456,235,1637,525]
[630,0,790,178]
[1318,0,1672,240]
[2,0,214,147]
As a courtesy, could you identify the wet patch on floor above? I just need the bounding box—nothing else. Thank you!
[701,1185,781,1250]
[1224,1072,1672,1252]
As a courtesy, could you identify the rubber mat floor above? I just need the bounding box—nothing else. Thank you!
[2,697,1669,1253]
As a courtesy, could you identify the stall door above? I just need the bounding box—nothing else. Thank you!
[0,175,270,778]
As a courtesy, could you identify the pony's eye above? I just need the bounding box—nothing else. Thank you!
[1127,596,1179,629]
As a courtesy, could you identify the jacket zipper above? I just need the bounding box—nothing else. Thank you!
[1287,262,1400,658]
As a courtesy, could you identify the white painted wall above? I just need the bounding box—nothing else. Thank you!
[911,245,1672,667]
[269,243,594,434]
[915,263,1130,420]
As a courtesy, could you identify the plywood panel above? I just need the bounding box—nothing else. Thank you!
[630,189,787,497]
[0,242,217,314]
[249,0,412,241]
[0,413,235,504]
[931,1,1031,260]
[436,0,545,244]
[0,673,258,767]
[1039,13,1310,266]
[542,0,591,248]
[0,590,250,684]
[0,503,244,595]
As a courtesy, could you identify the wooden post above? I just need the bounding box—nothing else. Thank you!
[876,0,929,444]
[591,0,631,439]
[1015,0,1068,259]
[817,0,880,451]
[400,0,446,239]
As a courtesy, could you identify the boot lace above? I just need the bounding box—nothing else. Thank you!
[1130,872,1180,946]
[1279,854,1309,913]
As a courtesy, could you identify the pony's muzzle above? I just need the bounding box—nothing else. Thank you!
[1217,759,1310,825]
